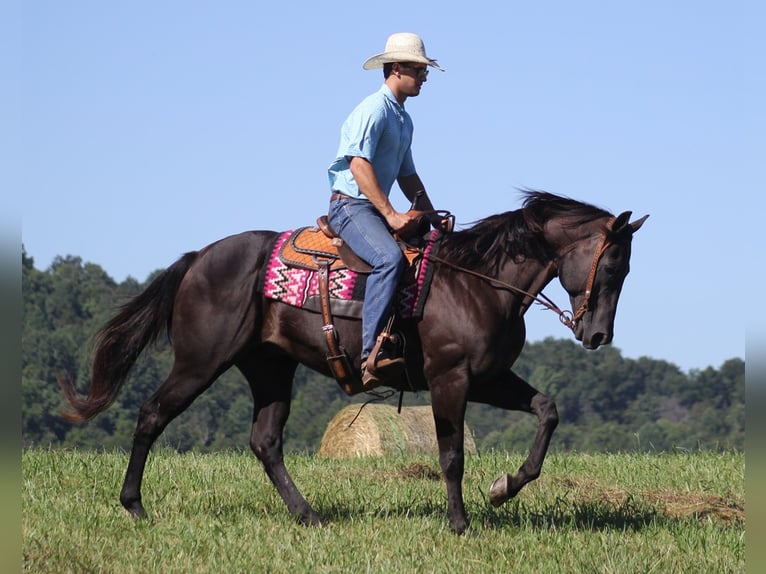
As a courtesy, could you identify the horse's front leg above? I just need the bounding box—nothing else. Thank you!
[429,375,470,534]
[469,370,559,507]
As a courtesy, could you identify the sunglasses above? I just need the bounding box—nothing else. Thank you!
[398,63,429,79]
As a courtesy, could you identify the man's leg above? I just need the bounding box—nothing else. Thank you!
[328,197,405,376]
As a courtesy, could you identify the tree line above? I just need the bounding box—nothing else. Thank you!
[22,249,744,454]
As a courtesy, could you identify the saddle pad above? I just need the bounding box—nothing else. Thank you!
[261,230,440,320]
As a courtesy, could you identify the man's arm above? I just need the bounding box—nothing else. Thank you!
[349,157,413,232]
[398,173,452,231]
[398,173,435,211]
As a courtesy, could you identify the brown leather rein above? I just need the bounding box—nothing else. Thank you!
[410,214,617,333]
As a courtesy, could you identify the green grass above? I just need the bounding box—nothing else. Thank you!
[23,448,744,573]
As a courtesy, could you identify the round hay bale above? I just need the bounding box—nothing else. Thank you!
[318,404,477,458]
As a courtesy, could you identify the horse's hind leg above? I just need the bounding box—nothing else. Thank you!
[239,352,323,526]
[468,371,559,507]
[120,363,219,517]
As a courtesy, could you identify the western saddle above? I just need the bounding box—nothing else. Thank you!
[278,209,452,393]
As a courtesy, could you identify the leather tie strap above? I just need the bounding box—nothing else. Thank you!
[317,259,359,392]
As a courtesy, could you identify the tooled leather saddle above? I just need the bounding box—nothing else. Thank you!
[276,215,429,392]
[279,215,421,389]
[278,215,423,274]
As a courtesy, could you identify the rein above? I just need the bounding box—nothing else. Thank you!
[426,251,578,331]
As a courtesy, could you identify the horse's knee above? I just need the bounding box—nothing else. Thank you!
[544,399,559,430]
[249,435,268,460]
[250,431,282,463]
[134,400,164,438]
[533,394,559,429]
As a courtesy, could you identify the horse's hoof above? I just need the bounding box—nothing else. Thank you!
[122,501,148,519]
[298,511,325,527]
[489,474,510,507]
[450,518,469,535]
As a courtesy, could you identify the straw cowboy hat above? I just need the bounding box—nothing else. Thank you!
[363,32,445,71]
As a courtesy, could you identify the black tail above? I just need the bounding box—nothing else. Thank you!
[59,252,199,422]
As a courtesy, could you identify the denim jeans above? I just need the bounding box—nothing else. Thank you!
[328,195,406,359]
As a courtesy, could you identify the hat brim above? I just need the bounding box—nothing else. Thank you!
[362,52,445,71]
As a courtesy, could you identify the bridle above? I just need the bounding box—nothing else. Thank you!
[418,216,617,334]
[567,221,615,328]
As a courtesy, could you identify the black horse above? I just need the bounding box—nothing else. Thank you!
[60,191,648,534]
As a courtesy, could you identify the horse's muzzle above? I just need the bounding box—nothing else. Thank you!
[582,330,612,350]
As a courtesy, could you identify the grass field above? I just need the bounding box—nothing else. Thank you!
[23,448,744,573]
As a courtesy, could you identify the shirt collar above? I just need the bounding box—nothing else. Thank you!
[379,84,405,111]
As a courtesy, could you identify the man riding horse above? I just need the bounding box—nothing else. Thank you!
[327,32,446,388]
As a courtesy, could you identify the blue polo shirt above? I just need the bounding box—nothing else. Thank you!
[328,84,416,199]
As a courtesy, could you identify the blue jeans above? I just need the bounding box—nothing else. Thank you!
[328,195,406,359]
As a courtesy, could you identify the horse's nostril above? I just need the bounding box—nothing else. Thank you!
[589,332,605,348]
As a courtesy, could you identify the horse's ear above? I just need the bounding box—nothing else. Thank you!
[611,211,633,233]
[611,211,649,236]
[629,214,649,234]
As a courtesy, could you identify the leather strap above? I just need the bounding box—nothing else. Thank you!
[317,259,360,393]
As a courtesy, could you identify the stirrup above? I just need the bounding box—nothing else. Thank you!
[363,332,405,387]
[361,360,404,389]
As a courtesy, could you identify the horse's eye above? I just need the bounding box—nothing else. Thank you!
[601,264,627,287]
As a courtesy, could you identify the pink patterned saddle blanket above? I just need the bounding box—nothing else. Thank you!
[261,229,440,319]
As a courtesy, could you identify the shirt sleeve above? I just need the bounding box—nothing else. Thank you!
[338,103,385,161]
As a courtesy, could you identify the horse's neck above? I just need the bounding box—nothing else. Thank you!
[496,257,559,317]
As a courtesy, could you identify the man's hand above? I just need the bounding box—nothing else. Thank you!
[386,210,418,236]
[431,211,455,233]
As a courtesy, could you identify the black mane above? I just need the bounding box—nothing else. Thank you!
[436,190,612,273]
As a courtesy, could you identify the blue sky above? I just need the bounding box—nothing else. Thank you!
[7,1,763,373]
